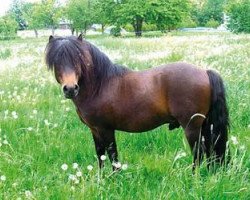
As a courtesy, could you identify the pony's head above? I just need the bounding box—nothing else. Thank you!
[45,34,90,99]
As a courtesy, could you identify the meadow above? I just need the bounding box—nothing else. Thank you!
[0,32,250,199]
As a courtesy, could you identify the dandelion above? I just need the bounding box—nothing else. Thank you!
[11,111,18,119]
[231,136,238,145]
[33,109,37,115]
[27,127,33,131]
[25,190,32,198]
[76,171,82,177]
[0,175,6,181]
[3,139,8,145]
[121,164,128,170]
[112,162,121,169]
[70,186,75,191]
[61,163,68,171]
[44,119,50,126]
[72,163,78,169]
[100,155,106,161]
[74,179,80,184]
[174,150,187,162]
[87,165,93,171]
[65,107,70,112]
[53,123,58,128]
[68,174,77,181]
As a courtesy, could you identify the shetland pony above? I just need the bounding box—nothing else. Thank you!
[45,35,229,171]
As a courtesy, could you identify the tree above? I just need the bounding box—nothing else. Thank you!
[9,0,27,30]
[92,0,114,33]
[22,3,44,37]
[0,15,18,40]
[66,0,93,35]
[227,0,250,33]
[148,0,190,32]
[191,0,226,26]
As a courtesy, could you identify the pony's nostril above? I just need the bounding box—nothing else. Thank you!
[74,84,79,91]
[63,85,69,93]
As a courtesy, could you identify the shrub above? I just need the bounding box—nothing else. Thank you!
[206,19,220,28]
[178,16,197,28]
[0,15,18,40]
[227,0,250,33]
[110,26,121,37]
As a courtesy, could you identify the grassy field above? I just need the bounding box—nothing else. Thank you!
[0,32,250,199]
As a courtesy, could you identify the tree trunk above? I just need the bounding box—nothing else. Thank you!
[34,29,38,38]
[71,28,75,35]
[133,16,143,37]
[101,24,105,34]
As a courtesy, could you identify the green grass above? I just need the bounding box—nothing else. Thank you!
[0,33,250,199]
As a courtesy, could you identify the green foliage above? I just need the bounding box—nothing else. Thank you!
[66,0,93,34]
[206,18,220,28]
[39,0,62,32]
[110,26,121,37]
[9,0,27,30]
[191,0,225,26]
[22,3,45,37]
[0,15,18,40]
[178,16,197,28]
[227,0,250,33]
[148,0,190,31]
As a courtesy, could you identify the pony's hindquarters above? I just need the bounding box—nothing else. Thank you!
[203,70,230,166]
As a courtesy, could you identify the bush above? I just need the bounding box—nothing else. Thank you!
[110,26,121,37]
[0,15,18,40]
[142,23,158,32]
[178,16,197,28]
[206,19,220,28]
[227,0,250,33]
[124,23,158,32]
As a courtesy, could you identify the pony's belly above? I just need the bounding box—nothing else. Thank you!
[114,115,171,133]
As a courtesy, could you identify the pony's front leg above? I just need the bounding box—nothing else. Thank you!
[91,129,119,171]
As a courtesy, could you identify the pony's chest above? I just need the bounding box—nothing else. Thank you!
[75,101,110,129]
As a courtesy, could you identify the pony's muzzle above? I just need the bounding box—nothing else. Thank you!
[62,84,79,99]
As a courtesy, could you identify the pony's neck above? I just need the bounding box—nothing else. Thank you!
[79,43,129,97]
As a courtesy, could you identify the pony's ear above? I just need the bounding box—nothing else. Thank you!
[49,35,54,42]
[78,34,83,41]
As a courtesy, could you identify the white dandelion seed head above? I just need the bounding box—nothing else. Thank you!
[112,162,121,169]
[33,110,37,115]
[44,119,50,126]
[3,140,8,145]
[27,127,33,131]
[25,190,32,197]
[121,164,128,170]
[68,174,77,181]
[0,175,6,181]
[100,155,106,161]
[74,179,80,184]
[65,107,70,112]
[61,163,68,171]
[72,163,78,169]
[76,171,82,177]
[11,111,17,116]
[87,165,93,171]
[231,136,238,145]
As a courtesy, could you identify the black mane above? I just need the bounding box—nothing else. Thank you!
[45,36,129,92]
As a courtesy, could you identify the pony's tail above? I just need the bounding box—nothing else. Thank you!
[203,70,230,165]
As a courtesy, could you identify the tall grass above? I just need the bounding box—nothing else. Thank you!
[0,33,249,199]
